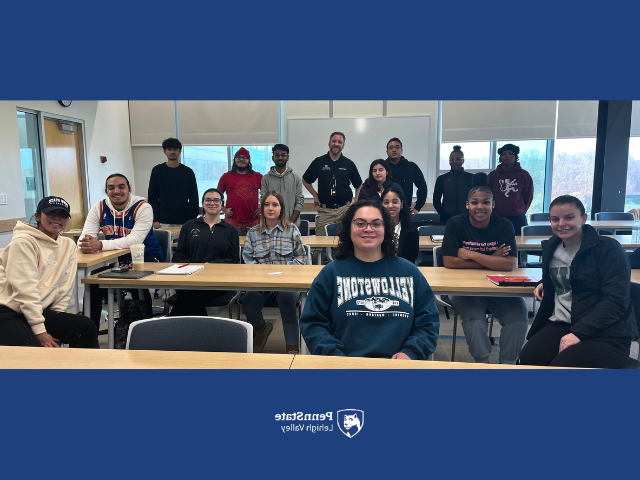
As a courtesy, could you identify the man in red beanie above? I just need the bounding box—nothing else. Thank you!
[218,148,263,233]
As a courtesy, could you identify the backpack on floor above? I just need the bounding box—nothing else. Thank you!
[114,300,150,349]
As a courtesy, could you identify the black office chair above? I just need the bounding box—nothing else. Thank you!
[595,212,634,235]
[529,213,549,222]
[623,283,640,369]
[520,225,553,268]
[325,223,339,261]
[433,246,495,362]
[412,212,441,227]
[299,213,316,223]
[298,220,309,236]
[417,225,446,266]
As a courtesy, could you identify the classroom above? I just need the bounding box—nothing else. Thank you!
[1,100,639,369]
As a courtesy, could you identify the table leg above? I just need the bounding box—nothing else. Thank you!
[299,292,308,355]
[82,266,90,316]
[317,248,323,265]
[108,288,115,349]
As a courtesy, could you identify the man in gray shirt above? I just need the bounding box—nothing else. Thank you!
[261,144,304,226]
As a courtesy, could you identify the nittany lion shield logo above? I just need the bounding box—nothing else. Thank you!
[337,409,364,438]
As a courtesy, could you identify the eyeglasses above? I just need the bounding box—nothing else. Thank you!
[235,155,249,160]
[203,198,222,205]
[352,219,385,230]
[273,153,289,159]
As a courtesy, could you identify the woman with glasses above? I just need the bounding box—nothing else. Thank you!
[169,188,240,316]
[381,184,419,264]
[300,199,439,359]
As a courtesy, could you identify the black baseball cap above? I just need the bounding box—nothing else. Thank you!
[37,196,71,217]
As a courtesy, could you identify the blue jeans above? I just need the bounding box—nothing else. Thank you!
[242,291,300,346]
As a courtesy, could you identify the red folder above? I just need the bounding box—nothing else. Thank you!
[486,275,540,286]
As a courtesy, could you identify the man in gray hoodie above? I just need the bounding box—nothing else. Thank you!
[261,144,304,226]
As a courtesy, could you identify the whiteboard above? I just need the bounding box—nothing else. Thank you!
[288,116,431,199]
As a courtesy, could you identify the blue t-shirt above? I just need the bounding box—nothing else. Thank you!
[300,255,440,359]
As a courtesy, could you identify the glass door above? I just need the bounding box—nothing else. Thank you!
[17,111,45,222]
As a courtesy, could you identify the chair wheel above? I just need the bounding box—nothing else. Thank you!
[528,310,535,318]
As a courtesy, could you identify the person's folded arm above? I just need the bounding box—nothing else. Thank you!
[468,251,516,271]
[299,270,346,356]
[400,272,440,360]
[77,203,101,247]
[442,255,485,269]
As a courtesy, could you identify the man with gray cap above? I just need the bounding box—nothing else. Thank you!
[261,144,304,226]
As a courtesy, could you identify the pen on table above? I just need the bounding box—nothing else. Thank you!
[178,263,190,268]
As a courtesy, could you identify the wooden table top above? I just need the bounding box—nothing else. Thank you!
[529,220,636,229]
[81,262,539,295]
[0,346,293,369]
[76,249,130,268]
[0,346,560,369]
[290,355,560,369]
[632,270,640,284]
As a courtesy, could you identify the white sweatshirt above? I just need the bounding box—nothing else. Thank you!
[78,194,154,251]
[0,222,77,335]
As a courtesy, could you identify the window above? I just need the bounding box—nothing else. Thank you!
[439,142,491,172]
[496,140,548,215]
[17,111,44,222]
[182,145,274,196]
[552,138,596,214]
[625,137,640,211]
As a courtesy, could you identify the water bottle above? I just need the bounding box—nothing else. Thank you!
[633,220,640,243]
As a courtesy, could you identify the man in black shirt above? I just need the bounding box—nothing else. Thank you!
[148,137,199,227]
[302,132,363,236]
[385,137,427,215]
[433,145,474,224]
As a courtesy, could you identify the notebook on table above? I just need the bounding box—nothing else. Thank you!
[98,270,154,279]
[486,275,540,286]
[156,264,204,275]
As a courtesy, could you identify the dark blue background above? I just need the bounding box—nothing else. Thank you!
[2,1,640,477]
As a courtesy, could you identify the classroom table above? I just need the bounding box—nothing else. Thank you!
[0,346,293,369]
[76,249,130,315]
[0,346,560,369]
[528,219,636,231]
[82,264,539,348]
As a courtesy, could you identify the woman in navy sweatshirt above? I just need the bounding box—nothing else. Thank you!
[300,199,440,359]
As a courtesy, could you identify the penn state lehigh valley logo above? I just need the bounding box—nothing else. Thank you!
[337,409,364,438]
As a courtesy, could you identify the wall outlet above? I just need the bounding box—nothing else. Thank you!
[0,194,7,205]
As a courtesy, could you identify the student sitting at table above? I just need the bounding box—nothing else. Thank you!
[381,184,419,264]
[519,195,639,368]
[169,188,240,316]
[242,190,307,354]
[441,179,528,364]
[356,159,401,202]
[0,197,96,348]
[300,199,440,359]
[78,173,164,332]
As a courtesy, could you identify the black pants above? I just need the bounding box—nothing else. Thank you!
[519,321,631,368]
[89,254,161,330]
[0,305,96,348]
[168,289,230,317]
[503,215,528,236]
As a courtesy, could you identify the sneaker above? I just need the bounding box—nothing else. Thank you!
[253,322,273,353]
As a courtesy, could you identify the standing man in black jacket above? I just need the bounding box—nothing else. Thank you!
[385,137,428,216]
[433,145,474,224]
[148,137,199,227]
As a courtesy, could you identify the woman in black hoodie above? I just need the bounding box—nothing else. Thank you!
[381,184,419,264]
[519,195,639,368]
[357,159,401,202]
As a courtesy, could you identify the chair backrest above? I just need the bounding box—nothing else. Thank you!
[298,220,309,236]
[235,226,243,236]
[418,225,446,236]
[126,316,253,352]
[529,213,549,222]
[153,228,172,262]
[411,212,441,226]
[432,246,445,267]
[521,225,554,236]
[325,222,339,236]
[299,213,316,223]
[595,212,635,221]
